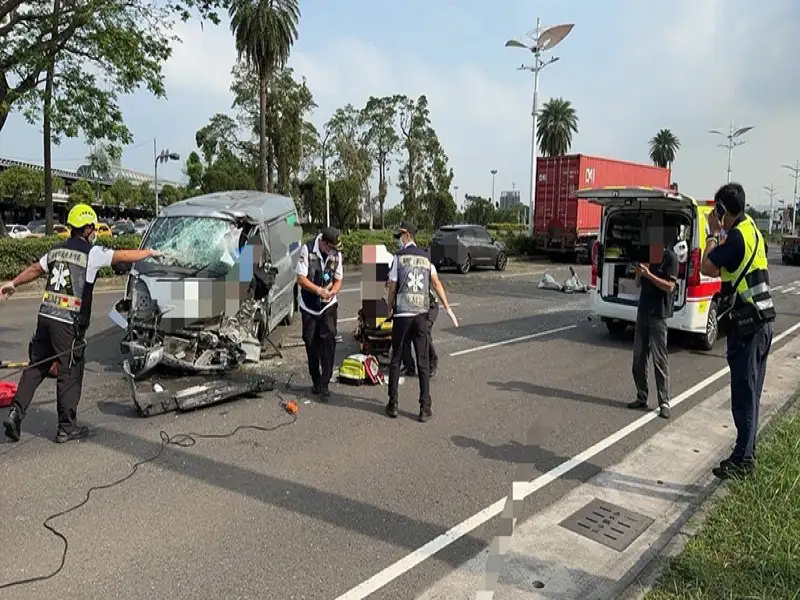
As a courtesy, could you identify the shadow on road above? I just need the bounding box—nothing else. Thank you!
[486,380,626,410]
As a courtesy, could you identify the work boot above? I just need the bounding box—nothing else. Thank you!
[55,425,89,444]
[385,401,398,418]
[712,459,754,480]
[3,407,22,442]
[311,380,321,395]
[659,402,671,419]
[627,399,648,410]
[418,403,433,423]
[319,386,331,403]
[402,367,416,377]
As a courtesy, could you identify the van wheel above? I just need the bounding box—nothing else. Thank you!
[605,320,627,336]
[696,300,719,351]
[459,254,471,274]
[282,286,297,326]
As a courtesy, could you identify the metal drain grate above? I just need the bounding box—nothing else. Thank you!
[559,498,654,552]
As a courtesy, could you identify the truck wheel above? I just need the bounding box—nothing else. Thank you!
[696,299,719,351]
[605,320,627,336]
[459,254,471,274]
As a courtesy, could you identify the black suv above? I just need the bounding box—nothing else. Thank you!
[430,224,508,274]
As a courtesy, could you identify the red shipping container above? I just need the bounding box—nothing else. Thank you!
[534,154,671,261]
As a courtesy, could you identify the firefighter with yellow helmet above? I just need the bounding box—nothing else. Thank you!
[1,204,164,443]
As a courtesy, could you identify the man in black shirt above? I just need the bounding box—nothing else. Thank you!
[628,226,679,419]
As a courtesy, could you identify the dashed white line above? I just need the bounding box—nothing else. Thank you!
[335,319,800,600]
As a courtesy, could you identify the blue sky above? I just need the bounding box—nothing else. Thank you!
[1,0,799,210]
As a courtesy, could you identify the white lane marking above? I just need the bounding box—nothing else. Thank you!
[336,319,800,600]
[338,303,461,324]
[448,324,578,357]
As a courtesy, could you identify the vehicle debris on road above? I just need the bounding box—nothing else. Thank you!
[537,267,590,294]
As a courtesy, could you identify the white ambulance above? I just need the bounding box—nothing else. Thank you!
[577,186,723,350]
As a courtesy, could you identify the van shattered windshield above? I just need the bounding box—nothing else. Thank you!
[141,216,243,273]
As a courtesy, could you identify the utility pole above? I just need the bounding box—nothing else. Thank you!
[783,159,800,234]
[763,184,777,235]
[490,169,498,204]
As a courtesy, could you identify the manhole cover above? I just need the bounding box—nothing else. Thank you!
[559,498,654,552]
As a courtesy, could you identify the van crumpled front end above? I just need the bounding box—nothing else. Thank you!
[111,273,271,380]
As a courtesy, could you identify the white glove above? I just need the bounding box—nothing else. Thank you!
[0,281,15,299]
[446,307,459,327]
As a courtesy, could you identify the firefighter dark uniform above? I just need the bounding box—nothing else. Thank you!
[386,242,434,421]
[401,289,439,377]
[296,229,344,400]
[708,212,775,478]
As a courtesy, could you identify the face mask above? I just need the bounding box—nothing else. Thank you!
[88,231,97,244]
[396,237,404,249]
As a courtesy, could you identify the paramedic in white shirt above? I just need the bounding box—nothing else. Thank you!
[1,204,163,444]
[295,227,344,401]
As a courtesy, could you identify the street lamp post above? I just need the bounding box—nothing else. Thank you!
[506,19,575,237]
[782,159,800,234]
[763,184,777,235]
[709,121,754,183]
[153,139,180,216]
[453,185,459,209]
[490,169,498,204]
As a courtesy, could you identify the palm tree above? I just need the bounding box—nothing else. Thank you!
[537,98,579,157]
[229,0,300,192]
[648,129,680,169]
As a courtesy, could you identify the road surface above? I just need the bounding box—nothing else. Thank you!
[1,255,799,599]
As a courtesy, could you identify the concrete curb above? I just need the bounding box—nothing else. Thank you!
[616,389,800,600]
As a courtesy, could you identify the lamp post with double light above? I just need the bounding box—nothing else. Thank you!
[709,121,753,183]
[506,19,575,236]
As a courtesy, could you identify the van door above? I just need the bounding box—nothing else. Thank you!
[265,215,302,330]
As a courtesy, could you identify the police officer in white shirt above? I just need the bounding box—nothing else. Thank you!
[295,227,344,401]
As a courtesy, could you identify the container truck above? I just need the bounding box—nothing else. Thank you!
[533,155,672,263]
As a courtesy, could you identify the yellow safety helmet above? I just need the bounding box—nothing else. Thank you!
[66,203,98,229]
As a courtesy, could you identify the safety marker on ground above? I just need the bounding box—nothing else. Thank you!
[335,319,800,600]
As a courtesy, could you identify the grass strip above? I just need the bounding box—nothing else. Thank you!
[646,407,800,600]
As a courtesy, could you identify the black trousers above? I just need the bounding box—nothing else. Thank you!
[401,304,439,373]
[388,314,431,409]
[12,316,86,432]
[632,309,670,405]
[726,321,772,464]
[301,304,338,388]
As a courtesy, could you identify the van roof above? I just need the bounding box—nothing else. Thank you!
[159,191,297,223]
[575,185,699,204]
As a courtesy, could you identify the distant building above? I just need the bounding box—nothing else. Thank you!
[499,189,521,210]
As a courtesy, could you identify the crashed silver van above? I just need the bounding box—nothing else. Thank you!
[111,191,303,378]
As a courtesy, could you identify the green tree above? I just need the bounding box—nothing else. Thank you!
[326,103,372,226]
[297,168,326,225]
[68,179,94,206]
[0,0,228,134]
[537,97,579,157]
[228,0,300,192]
[328,178,360,230]
[183,151,205,192]
[648,128,681,169]
[420,191,457,231]
[383,204,405,230]
[0,166,44,208]
[160,184,183,207]
[396,94,434,221]
[230,62,317,195]
[138,181,155,212]
[107,178,138,213]
[362,95,399,228]
[462,195,495,226]
[195,113,241,166]
[202,148,257,193]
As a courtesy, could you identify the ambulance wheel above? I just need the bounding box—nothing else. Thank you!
[605,320,627,336]
[697,299,719,351]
